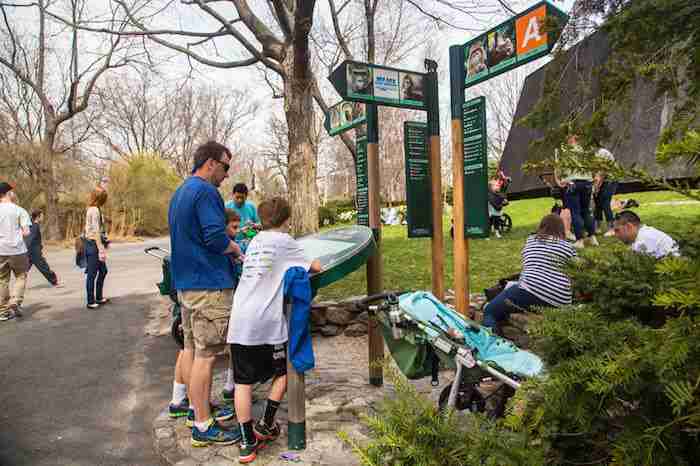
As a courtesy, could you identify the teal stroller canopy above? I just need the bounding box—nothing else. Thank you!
[397,291,544,378]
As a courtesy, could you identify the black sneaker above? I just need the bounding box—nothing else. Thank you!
[239,437,261,463]
[253,419,280,442]
[0,311,14,321]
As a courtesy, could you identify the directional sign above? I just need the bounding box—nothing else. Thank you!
[462,97,489,238]
[329,61,427,110]
[403,121,432,238]
[324,101,366,136]
[355,136,369,227]
[463,1,568,89]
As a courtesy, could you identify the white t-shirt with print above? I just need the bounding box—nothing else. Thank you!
[0,202,31,256]
[227,230,313,346]
[632,225,679,259]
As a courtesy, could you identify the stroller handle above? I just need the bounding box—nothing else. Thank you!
[354,290,411,309]
[144,246,170,260]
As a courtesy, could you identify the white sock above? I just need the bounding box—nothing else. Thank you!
[225,368,235,391]
[171,381,187,405]
[194,418,213,433]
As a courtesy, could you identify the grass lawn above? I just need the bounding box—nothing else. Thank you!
[316,190,700,301]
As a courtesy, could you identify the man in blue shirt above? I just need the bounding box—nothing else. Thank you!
[225,183,260,233]
[168,141,242,447]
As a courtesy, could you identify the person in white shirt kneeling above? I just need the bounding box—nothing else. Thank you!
[612,210,679,259]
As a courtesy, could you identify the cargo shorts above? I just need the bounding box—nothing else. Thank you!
[177,289,233,358]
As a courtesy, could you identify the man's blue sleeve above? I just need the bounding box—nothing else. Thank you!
[196,189,230,254]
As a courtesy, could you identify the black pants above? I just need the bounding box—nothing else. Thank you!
[563,180,596,240]
[28,249,57,285]
[85,241,108,305]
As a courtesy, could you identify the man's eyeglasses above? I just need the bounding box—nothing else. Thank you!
[214,158,230,172]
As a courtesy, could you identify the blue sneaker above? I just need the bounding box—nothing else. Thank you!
[185,404,235,427]
[191,420,241,447]
[168,399,189,418]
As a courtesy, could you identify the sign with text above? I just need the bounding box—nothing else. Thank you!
[403,122,432,238]
[463,1,568,88]
[462,97,489,238]
[329,61,426,110]
[324,101,366,136]
[355,136,369,227]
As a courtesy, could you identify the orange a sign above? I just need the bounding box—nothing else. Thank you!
[516,4,547,56]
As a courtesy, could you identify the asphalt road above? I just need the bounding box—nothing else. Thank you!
[0,238,180,466]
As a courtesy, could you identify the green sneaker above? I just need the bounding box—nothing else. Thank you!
[168,399,189,418]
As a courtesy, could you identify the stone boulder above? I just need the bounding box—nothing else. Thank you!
[344,322,368,337]
[326,307,355,326]
[320,324,342,337]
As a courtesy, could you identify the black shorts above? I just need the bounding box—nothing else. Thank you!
[231,343,287,385]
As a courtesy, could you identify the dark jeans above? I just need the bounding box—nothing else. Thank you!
[28,249,57,285]
[482,284,549,329]
[85,240,108,305]
[594,181,618,224]
[563,180,596,240]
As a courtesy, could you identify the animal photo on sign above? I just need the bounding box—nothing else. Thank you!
[487,23,515,67]
[400,72,424,102]
[341,102,353,124]
[352,102,365,121]
[347,63,373,96]
[466,39,488,78]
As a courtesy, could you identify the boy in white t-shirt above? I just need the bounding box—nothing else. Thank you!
[227,197,320,463]
[0,182,31,321]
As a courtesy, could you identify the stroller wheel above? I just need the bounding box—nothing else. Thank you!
[438,380,486,414]
[172,314,185,349]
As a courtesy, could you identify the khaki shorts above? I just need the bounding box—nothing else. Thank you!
[178,289,233,358]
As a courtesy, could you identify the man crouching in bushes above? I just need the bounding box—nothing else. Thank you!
[227,197,320,463]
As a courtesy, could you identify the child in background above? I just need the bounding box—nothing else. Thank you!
[222,208,244,403]
[227,197,321,463]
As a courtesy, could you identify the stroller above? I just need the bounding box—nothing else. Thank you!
[145,247,184,348]
[357,291,543,417]
[488,170,512,236]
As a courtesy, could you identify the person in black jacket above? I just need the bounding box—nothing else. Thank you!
[25,210,60,287]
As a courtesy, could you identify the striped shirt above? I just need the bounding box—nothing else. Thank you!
[518,235,577,306]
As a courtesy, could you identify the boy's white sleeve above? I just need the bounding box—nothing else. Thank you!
[284,236,314,271]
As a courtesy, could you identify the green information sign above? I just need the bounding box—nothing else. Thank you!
[463,1,568,89]
[355,136,369,227]
[298,225,375,291]
[403,121,432,238]
[462,97,489,238]
[329,61,426,110]
[324,100,366,136]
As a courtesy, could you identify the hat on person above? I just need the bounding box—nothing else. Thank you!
[0,182,14,196]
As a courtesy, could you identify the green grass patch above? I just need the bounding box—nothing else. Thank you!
[317,191,700,301]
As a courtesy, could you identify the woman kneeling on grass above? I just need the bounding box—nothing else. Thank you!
[482,214,577,329]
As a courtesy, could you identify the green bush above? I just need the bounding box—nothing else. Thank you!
[107,153,181,236]
[341,365,544,466]
[506,231,700,466]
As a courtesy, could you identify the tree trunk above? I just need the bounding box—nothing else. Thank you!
[284,61,319,236]
[284,0,319,237]
[40,135,61,240]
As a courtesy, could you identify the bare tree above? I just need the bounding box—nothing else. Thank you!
[92,75,258,177]
[52,0,322,234]
[0,0,140,237]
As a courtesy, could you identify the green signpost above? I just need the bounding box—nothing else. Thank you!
[462,97,489,238]
[355,136,369,227]
[463,0,568,89]
[324,100,367,136]
[329,61,427,110]
[403,121,432,237]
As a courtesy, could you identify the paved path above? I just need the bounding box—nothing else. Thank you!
[0,238,179,466]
